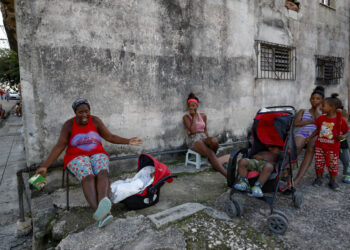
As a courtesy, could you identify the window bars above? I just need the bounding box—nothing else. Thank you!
[256,41,296,80]
[315,55,343,85]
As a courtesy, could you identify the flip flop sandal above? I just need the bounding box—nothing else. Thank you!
[98,215,113,228]
[93,197,112,221]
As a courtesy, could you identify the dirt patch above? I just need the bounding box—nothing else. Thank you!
[175,211,282,249]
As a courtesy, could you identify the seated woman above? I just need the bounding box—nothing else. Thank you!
[293,86,324,186]
[36,98,142,228]
[183,93,227,177]
[0,104,5,119]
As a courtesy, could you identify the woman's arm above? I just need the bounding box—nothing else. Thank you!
[305,129,318,144]
[93,116,142,146]
[183,114,197,135]
[35,120,72,177]
[294,109,313,127]
[202,113,208,137]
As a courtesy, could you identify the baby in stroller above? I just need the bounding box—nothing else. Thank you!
[234,145,281,197]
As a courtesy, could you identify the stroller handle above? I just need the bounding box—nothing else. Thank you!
[263,105,295,110]
[148,175,177,193]
[258,106,296,114]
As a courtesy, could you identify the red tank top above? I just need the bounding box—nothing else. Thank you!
[64,116,108,168]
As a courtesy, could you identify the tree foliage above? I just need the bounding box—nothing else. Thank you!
[0,49,20,86]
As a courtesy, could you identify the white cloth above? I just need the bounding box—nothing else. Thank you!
[110,166,155,203]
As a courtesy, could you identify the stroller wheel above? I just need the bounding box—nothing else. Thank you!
[225,200,237,218]
[267,214,288,235]
[272,210,288,223]
[293,192,303,209]
[225,199,244,218]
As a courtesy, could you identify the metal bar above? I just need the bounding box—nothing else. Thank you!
[66,170,69,211]
[62,168,65,188]
[17,172,25,222]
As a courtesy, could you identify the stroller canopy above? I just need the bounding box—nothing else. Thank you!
[249,106,297,161]
[255,112,292,147]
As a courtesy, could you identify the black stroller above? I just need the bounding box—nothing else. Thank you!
[226,106,302,234]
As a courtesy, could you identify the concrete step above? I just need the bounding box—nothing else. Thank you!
[147,202,206,228]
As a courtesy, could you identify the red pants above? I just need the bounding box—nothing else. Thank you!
[315,147,339,176]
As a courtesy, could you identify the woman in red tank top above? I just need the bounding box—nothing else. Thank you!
[183,93,227,177]
[36,98,142,227]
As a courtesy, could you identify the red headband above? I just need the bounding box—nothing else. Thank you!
[187,98,198,105]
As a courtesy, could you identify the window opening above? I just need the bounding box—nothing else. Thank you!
[320,0,336,9]
[315,55,343,85]
[256,41,296,80]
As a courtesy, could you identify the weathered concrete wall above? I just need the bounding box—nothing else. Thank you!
[15,0,350,166]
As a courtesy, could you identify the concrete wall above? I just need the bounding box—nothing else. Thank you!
[15,0,350,166]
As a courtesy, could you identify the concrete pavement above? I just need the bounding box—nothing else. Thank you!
[0,100,31,250]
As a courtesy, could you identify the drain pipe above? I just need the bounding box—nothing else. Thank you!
[17,140,247,221]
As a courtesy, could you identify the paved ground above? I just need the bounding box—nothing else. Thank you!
[0,100,31,250]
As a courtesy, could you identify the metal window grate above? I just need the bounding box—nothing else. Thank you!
[256,41,296,80]
[320,0,336,9]
[315,55,343,85]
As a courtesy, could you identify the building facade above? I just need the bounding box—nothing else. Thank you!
[15,0,350,166]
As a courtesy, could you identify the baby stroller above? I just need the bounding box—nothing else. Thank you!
[226,106,302,234]
[120,153,176,210]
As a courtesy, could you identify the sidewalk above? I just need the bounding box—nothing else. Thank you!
[0,105,31,250]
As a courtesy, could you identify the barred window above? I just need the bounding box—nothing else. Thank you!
[256,41,296,80]
[315,55,343,85]
[320,0,336,9]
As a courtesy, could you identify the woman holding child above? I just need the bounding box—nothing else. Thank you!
[183,93,227,177]
[36,98,142,228]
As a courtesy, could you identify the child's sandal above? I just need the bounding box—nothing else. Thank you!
[234,181,250,192]
[251,186,264,197]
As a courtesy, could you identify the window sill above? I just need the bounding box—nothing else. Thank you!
[319,3,336,11]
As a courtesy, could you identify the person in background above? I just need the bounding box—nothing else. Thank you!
[306,93,349,191]
[183,93,227,177]
[15,102,22,117]
[0,104,5,119]
[293,86,324,186]
[337,100,350,183]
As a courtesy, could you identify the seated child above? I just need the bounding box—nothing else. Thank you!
[234,145,281,197]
